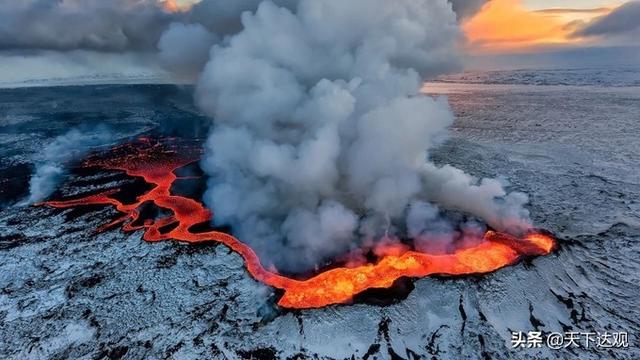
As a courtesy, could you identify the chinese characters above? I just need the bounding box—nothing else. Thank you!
[511,331,629,350]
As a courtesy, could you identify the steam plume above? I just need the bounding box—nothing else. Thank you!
[157,0,298,81]
[158,23,219,80]
[187,0,531,272]
[24,127,114,204]
[156,0,487,80]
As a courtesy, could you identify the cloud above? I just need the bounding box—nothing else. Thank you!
[535,8,611,15]
[450,0,489,19]
[575,1,640,38]
[463,0,572,52]
[156,0,299,80]
[459,0,640,66]
[0,0,177,52]
[186,0,297,36]
[157,23,218,80]
[461,0,634,53]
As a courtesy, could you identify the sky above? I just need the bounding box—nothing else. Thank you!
[463,0,633,52]
[459,0,640,69]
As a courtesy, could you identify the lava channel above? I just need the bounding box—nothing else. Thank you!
[39,138,557,309]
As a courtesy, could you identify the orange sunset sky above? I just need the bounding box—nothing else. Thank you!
[462,0,626,53]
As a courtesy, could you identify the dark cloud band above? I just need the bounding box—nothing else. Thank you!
[0,0,177,52]
[576,1,640,37]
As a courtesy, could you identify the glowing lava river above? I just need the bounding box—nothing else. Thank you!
[40,138,557,309]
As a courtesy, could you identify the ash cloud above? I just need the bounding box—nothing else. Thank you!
[24,127,115,204]
[189,0,532,272]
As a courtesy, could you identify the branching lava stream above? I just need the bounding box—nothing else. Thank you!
[40,138,557,309]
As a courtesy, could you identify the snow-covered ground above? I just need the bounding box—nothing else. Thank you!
[1,77,639,359]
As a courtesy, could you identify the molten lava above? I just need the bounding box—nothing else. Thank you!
[40,138,557,309]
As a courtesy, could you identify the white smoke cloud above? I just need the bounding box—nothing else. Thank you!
[157,23,218,80]
[24,127,115,204]
[421,163,531,233]
[577,1,640,37]
[189,0,532,272]
[156,0,298,81]
[187,0,298,35]
[157,0,488,81]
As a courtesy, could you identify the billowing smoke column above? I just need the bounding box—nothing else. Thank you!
[24,127,114,204]
[163,0,532,272]
[156,0,489,81]
[157,0,298,81]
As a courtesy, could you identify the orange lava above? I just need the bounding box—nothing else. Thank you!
[40,138,557,309]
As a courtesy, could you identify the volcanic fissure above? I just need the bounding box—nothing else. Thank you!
[40,138,556,309]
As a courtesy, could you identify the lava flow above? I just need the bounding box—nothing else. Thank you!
[40,138,557,309]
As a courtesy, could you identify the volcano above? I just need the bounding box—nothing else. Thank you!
[39,137,556,309]
[2,84,638,359]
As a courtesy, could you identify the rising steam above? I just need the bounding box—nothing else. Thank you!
[157,0,532,272]
[24,127,114,204]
